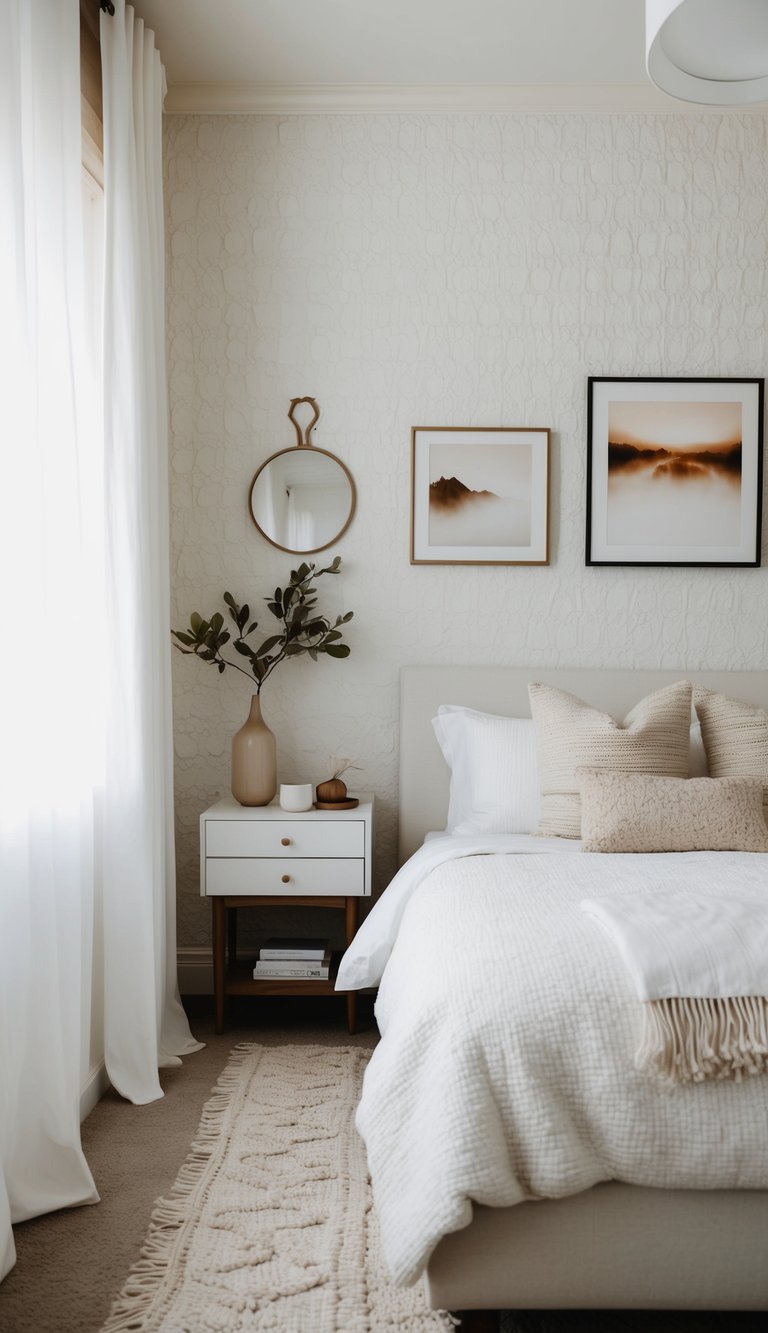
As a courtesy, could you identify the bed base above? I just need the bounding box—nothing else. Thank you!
[426,1184,768,1313]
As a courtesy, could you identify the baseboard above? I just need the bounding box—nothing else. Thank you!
[177,946,213,995]
[80,1060,110,1122]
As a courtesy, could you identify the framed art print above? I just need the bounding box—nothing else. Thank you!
[586,378,764,567]
[410,427,550,565]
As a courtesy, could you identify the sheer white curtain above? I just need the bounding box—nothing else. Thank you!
[100,0,202,1101]
[0,0,201,1282]
[0,0,100,1281]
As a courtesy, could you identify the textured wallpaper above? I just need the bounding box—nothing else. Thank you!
[164,112,768,947]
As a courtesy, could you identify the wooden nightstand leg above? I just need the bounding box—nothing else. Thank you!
[227,906,237,965]
[212,897,226,1034]
[345,896,358,1035]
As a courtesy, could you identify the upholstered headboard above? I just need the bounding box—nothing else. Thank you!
[398,666,767,863]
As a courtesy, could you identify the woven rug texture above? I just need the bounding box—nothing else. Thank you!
[100,1042,452,1332]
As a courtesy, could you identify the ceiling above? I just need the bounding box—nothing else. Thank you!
[133,0,648,86]
[131,0,673,111]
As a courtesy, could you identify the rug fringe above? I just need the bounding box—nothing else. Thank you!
[100,1041,259,1332]
[637,996,768,1084]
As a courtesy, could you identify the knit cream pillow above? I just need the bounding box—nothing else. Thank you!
[694,687,768,815]
[528,680,692,838]
[578,771,768,854]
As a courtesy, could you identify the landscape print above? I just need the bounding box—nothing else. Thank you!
[606,399,743,547]
[428,441,532,546]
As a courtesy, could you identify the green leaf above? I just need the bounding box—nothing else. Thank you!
[255,635,282,658]
[297,562,310,580]
[198,649,216,662]
[323,644,351,658]
[217,661,226,673]
[284,643,304,656]
[209,611,224,634]
[190,612,203,634]
[324,629,342,642]
[234,641,256,659]
[308,648,317,661]
[172,631,196,646]
[216,632,230,648]
[223,592,237,610]
[247,621,259,635]
[273,587,282,606]
[266,601,282,618]
[340,611,353,623]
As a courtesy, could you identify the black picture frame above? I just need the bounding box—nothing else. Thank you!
[586,377,764,567]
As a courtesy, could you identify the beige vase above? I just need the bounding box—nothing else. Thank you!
[231,694,277,806]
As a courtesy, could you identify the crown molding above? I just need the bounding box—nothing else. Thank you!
[163,80,767,116]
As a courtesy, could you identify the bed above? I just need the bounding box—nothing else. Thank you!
[343,667,768,1323]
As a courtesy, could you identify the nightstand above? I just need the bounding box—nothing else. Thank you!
[200,794,373,1034]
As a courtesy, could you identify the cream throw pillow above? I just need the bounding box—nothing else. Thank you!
[528,680,692,838]
[694,687,768,815]
[578,770,768,854]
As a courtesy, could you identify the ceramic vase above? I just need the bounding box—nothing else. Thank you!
[231,694,277,806]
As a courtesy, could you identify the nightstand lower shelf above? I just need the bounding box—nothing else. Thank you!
[211,895,359,1035]
[225,958,342,996]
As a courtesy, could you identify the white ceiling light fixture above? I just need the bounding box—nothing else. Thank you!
[646,0,768,104]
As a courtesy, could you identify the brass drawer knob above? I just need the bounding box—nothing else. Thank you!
[281,874,291,883]
[281,837,292,846]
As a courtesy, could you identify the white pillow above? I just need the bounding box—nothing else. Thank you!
[689,719,708,777]
[432,705,539,835]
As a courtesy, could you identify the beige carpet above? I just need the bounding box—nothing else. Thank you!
[100,1042,452,1332]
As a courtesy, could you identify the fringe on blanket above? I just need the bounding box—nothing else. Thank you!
[637,996,768,1084]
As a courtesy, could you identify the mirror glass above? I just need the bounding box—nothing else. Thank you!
[249,447,356,554]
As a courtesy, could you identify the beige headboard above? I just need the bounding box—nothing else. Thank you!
[398,666,767,863]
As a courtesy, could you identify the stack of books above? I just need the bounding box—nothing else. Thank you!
[252,937,331,980]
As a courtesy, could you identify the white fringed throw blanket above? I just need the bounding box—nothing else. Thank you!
[581,890,768,1084]
[352,842,768,1285]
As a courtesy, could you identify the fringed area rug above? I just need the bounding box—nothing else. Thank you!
[101,1043,453,1332]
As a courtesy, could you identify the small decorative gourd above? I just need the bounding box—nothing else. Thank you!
[316,758,358,804]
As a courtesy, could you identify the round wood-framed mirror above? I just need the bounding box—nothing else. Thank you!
[248,399,356,555]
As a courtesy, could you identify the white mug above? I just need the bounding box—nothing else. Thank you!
[279,782,313,813]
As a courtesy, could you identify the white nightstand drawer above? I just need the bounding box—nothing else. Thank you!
[205,819,364,859]
[205,856,366,897]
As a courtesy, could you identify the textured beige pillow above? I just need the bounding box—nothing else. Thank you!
[528,680,692,838]
[578,770,768,854]
[694,687,768,815]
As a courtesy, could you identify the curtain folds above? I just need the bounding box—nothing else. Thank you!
[100,1,202,1102]
[0,0,200,1282]
[0,0,100,1281]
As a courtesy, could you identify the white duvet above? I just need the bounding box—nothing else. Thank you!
[347,837,768,1286]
